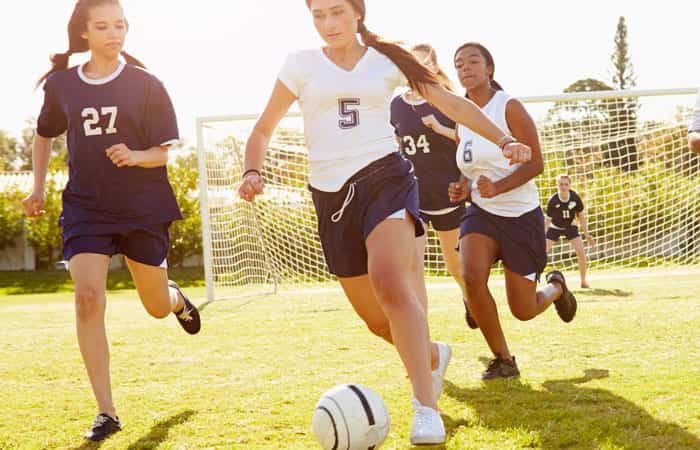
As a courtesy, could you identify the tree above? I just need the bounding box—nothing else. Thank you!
[0,129,18,171]
[16,119,68,171]
[167,151,203,267]
[24,177,63,269]
[608,16,639,171]
[0,186,24,251]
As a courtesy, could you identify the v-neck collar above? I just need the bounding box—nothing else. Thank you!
[320,46,371,73]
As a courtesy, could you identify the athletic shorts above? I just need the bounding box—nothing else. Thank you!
[546,225,580,241]
[309,152,424,278]
[62,222,170,268]
[459,204,547,282]
[420,205,466,232]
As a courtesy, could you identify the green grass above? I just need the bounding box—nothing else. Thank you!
[0,272,698,449]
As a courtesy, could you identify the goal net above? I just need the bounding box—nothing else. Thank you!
[196,88,699,303]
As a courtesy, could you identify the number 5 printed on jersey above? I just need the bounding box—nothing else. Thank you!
[338,98,360,129]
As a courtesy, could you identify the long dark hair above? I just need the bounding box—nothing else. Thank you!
[304,0,440,95]
[454,42,503,91]
[411,44,454,92]
[37,0,145,87]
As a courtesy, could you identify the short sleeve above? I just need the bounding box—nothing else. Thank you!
[690,92,700,133]
[278,53,303,97]
[36,77,67,138]
[389,97,399,135]
[144,77,179,148]
[546,196,556,218]
[573,191,584,213]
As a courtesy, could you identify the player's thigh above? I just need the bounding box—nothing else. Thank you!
[69,253,111,296]
[503,266,538,320]
[437,228,462,276]
[546,239,554,253]
[366,215,417,295]
[459,233,498,288]
[569,236,585,255]
[124,257,170,313]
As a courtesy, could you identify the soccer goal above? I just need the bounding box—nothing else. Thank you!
[196,88,700,304]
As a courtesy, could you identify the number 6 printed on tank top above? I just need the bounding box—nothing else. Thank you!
[82,106,118,137]
[462,140,473,163]
[338,98,360,129]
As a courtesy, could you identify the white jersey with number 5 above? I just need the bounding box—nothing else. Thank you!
[456,90,540,217]
[278,47,407,191]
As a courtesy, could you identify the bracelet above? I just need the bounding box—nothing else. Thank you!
[497,135,517,150]
[242,169,262,179]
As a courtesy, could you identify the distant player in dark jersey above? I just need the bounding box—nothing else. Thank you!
[390,44,474,330]
[545,174,596,288]
[21,0,200,442]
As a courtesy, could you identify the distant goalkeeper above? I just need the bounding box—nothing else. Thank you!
[545,175,595,288]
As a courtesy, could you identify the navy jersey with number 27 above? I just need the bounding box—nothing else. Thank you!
[37,62,182,226]
[390,95,461,212]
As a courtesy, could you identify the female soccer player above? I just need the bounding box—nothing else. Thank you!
[448,42,577,380]
[22,0,200,441]
[545,174,596,288]
[389,44,476,329]
[239,1,530,445]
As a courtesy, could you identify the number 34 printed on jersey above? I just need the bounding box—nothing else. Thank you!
[82,106,118,136]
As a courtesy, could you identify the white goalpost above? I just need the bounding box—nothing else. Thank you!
[196,88,700,305]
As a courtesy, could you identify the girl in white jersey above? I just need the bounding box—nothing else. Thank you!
[448,43,578,380]
[239,3,531,445]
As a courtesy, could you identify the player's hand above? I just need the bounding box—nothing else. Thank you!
[22,191,46,218]
[476,175,499,198]
[448,177,470,203]
[502,142,531,165]
[587,235,596,248]
[239,172,265,202]
[421,114,440,131]
[106,144,139,167]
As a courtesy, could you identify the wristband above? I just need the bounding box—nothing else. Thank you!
[498,135,517,150]
[242,169,262,180]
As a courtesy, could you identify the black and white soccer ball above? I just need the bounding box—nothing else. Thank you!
[312,384,390,450]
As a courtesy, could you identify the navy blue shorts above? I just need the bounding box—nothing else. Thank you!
[62,222,171,267]
[459,204,547,281]
[420,205,466,232]
[309,153,424,278]
[546,225,580,241]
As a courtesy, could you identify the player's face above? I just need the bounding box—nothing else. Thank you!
[309,0,361,48]
[413,50,438,75]
[558,178,571,194]
[81,3,127,59]
[454,47,492,91]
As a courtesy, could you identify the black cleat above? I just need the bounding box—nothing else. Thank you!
[482,356,520,380]
[546,270,577,323]
[169,280,201,335]
[84,413,121,441]
[463,299,479,329]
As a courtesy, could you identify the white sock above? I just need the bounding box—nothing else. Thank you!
[169,287,183,313]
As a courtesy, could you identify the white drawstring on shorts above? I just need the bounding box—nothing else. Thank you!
[331,183,356,223]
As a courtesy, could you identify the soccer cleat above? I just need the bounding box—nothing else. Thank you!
[84,413,121,441]
[482,355,520,380]
[410,398,446,445]
[169,280,201,335]
[463,299,479,329]
[431,342,452,403]
[546,270,578,323]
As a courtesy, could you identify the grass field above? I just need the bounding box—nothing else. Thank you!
[0,271,699,449]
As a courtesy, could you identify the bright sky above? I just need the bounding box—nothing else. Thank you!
[2,0,697,146]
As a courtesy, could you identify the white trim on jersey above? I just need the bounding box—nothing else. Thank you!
[160,139,180,148]
[420,205,461,216]
[78,61,126,86]
[400,92,427,106]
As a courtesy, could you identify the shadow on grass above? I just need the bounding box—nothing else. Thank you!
[125,410,196,450]
[69,410,195,450]
[0,267,204,296]
[575,288,633,298]
[443,369,700,449]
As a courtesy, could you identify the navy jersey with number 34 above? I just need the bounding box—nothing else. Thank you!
[37,63,182,226]
[546,190,584,228]
[390,96,461,211]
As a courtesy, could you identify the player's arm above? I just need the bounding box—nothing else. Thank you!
[105,144,172,168]
[21,134,53,218]
[421,114,458,141]
[544,215,551,233]
[423,84,530,164]
[689,131,700,154]
[474,99,544,199]
[448,174,472,203]
[240,80,297,202]
[577,211,595,246]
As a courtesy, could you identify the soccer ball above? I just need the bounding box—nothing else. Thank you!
[312,384,390,450]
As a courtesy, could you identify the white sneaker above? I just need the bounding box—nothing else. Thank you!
[410,398,446,445]
[432,342,452,403]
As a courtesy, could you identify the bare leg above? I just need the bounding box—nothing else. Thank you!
[570,237,589,287]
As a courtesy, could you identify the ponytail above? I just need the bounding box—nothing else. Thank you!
[37,0,144,87]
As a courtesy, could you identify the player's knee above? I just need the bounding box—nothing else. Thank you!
[74,287,103,321]
[143,301,171,319]
[462,265,486,293]
[365,320,391,340]
[511,306,536,322]
[369,269,409,308]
